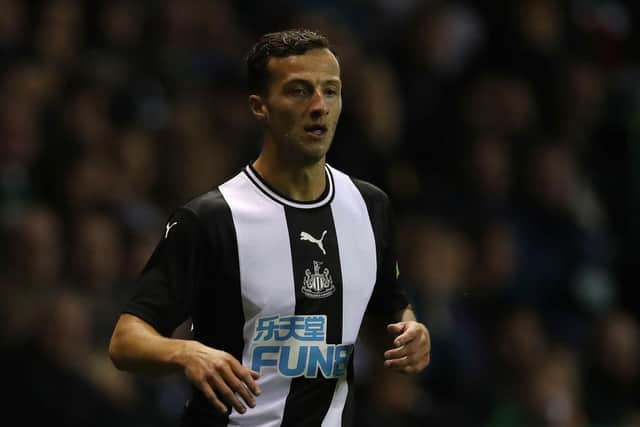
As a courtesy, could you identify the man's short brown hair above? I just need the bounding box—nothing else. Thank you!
[245,29,332,94]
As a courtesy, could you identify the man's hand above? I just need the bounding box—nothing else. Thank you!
[383,321,431,374]
[178,341,261,414]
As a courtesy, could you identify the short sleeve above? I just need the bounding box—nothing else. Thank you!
[366,198,409,319]
[122,208,208,336]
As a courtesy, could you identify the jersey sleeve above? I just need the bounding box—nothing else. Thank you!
[122,208,207,336]
[366,195,409,319]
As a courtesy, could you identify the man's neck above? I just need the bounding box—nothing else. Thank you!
[252,154,326,202]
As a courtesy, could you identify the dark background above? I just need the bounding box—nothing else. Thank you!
[1,1,638,426]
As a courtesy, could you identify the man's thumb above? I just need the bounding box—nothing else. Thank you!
[386,322,405,334]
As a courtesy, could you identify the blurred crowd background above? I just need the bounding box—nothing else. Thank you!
[1,0,639,426]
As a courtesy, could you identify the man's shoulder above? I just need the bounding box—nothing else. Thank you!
[179,172,242,218]
[330,165,390,206]
[328,166,392,225]
[183,189,226,215]
[349,177,389,203]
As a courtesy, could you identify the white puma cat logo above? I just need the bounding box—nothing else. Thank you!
[300,230,327,255]
[165,221,178,238]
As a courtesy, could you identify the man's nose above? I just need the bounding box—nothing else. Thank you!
[309,91,328,118]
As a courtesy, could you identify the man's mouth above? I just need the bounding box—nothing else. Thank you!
[304,124,328,137]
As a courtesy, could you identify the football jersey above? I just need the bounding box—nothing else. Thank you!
[123,164,408,427]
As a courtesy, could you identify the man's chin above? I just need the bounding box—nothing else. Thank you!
[300,145,331,165]
[276,136,332,166]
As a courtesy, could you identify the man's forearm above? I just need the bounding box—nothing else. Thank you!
[109,313,189,376]
[110,313,262,414]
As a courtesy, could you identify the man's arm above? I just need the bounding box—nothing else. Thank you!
[109,313,261,414]
[383,305,431,374]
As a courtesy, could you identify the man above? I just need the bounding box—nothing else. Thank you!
[109,29,430,427]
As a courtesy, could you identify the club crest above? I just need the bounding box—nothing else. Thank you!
[302,260,335,299]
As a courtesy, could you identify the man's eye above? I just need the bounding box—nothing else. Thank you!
[325,88,338,96]
[290,88,309,96]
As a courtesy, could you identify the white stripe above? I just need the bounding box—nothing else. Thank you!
[324,166,378,425]
[328,166,377,342]
[221,173,296,427]
[321,378,349,427]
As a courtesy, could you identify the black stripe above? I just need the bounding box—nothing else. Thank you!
[180,189,244,426]
[341,356,355,427]
[280,205,343,427]
[350,178,408,318]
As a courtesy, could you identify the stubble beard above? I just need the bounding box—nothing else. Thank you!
[281,131,333,167]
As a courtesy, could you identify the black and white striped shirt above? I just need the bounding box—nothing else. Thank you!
[124,164,408,427]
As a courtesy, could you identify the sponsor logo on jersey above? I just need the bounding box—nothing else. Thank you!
[250,314,353,378]
[302,260,335,299]
[300,230,327,255]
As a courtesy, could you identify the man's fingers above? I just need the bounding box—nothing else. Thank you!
[384,345,407,360]
[221,366,256,408]
[244,371,261,396]
[383,321,431,374]
[208,373,247,414]
[384,355,410,369]
[387,322,422,347]
[384,355,425,374]
[384,343,430,370]
[231,362,262,396]
[199,381,228,414]
[393,327,418,347]
[240,369,261,397]
[386,322,405,334]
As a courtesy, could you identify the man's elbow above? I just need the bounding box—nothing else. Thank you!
[109,333,124,370]
[109,322,131,371]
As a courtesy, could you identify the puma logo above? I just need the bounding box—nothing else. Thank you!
[165,221,178,238]
[300,230,327,255]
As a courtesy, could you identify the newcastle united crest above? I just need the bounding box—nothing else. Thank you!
[302,260,335,299]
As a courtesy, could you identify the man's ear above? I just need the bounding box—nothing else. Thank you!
[249,94,268,121]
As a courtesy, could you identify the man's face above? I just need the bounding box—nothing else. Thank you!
[256,48,342,164]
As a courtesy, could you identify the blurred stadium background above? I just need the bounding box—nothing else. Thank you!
[1,0,639,426]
